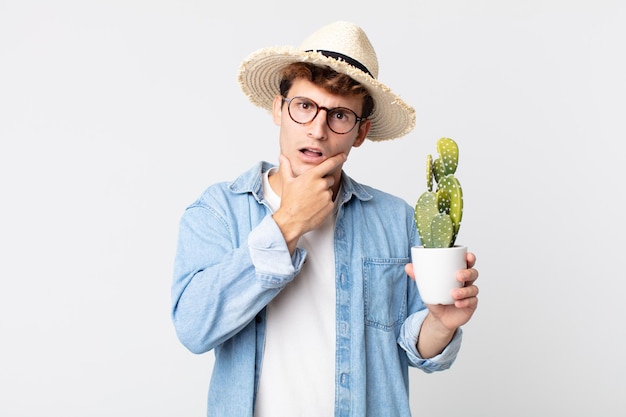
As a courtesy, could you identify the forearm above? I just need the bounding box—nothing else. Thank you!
[172,244,276,353]
[416,313,457,359]
[172,212,304,353]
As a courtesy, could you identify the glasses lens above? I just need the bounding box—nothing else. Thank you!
[286,97,359,134]
[327,108,358,134]
[288,97,318,124]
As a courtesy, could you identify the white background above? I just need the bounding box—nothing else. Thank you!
[1,1,625,416]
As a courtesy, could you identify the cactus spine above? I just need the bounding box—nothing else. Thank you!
[415,137,463,248]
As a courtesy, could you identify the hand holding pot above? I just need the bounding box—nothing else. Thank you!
[405,251,479,329]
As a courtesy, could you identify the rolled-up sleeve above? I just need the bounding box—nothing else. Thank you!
[248,215,307,288]
[398,309,463,373]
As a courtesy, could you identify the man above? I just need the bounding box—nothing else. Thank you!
[171,21,479,416]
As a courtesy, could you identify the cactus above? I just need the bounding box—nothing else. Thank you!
[415,137,463,248]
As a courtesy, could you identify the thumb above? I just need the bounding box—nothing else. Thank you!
[404,263,415,280]
[278,154,295,182]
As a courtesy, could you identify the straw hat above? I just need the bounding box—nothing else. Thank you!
[237,21,416,141]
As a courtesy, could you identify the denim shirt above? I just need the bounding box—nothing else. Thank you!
[172,161,462,417]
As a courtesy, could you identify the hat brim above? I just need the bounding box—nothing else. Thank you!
[238,46,415,142]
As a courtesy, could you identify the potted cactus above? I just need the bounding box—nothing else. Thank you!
[411,137,468,305]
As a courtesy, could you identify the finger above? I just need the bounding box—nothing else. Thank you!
[457,267,479,286]
[466,252,476,268]
[324,175,335,189]
[454,295,479,310]
[453,283,479,301]
[310,153,347,178]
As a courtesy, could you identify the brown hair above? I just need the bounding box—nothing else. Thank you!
[278,62,374,119]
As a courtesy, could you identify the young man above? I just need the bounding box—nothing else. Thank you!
[171,21,479,416]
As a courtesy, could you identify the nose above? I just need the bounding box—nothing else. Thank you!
[307,108,329,140]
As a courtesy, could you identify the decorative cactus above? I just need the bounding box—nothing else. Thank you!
[415,137,463,248]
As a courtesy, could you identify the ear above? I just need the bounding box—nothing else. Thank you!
[272,95,283,126]
[352,119,371,148]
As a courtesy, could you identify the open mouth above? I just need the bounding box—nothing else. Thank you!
[300,148,323,158]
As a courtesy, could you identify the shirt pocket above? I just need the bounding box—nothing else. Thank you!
[363,257,409,331]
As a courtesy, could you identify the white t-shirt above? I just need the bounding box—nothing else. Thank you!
[254,168,338,417]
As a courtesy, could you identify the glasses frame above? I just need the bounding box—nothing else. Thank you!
[282,96,365,135]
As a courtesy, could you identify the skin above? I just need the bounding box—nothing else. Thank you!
[269,78,368,254]
[268,78,479,359]
[405,256,479,358]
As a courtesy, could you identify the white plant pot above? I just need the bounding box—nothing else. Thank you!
[411,245,467,305]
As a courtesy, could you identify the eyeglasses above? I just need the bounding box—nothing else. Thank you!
[282,96,365,135]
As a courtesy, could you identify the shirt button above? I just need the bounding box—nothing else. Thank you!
[340,373,349,385]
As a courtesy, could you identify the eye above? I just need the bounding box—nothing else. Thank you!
[296,98,315,112]
[330,108,353,122]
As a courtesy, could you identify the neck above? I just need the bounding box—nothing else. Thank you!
[268,169,341,201]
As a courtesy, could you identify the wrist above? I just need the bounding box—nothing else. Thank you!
[272,210,302,254]
[425,313,456,337]
[418,313,456,358]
